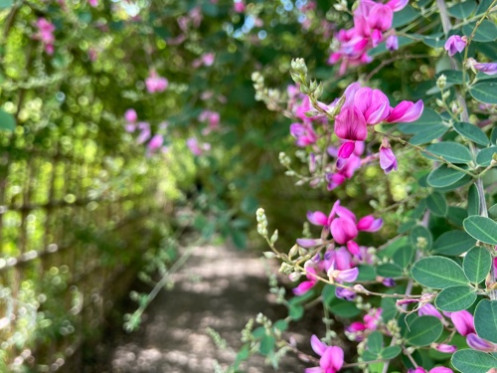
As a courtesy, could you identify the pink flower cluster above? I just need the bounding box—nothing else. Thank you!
[346,308,382,340]
[306,335,344,373]
[35,18,56,55]
[124,109,167,155]
[192,53,215,68]
[450,310,497,352]
[186,137,211,156]
[145,70,168,93]
[298,200,382,257]
[198,110,221,135]
[328,0,408,74]
[444,35,466,57]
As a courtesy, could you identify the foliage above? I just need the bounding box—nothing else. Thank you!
[1,0,497,373]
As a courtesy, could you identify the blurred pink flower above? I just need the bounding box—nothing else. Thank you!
[145,70,168,93]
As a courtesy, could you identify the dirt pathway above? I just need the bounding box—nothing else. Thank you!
[86,245,308,373]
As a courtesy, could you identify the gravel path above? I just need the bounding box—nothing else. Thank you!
[86,244,309,373]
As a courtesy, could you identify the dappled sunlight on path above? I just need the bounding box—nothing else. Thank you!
[88,245,307,373]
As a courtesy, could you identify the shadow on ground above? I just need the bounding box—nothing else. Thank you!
[83,245,309,373]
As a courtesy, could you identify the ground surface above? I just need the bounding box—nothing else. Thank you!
[85,244,309,373]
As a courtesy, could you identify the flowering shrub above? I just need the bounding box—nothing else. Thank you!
[2,0,497,372]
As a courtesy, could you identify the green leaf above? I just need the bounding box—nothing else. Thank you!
[463,20,497,42]
[426,192,448,216]
[357,265,376,281]
[463,216,497,245]
[362,350,380,362]
[393,245,415,268]
[381,297,397,322]
[491,127,497,145]
[435,285,476,311]
[409,225,433,251]
[404,316,443,346]
[447,206,469,226]
[476,0,494,14]
[421,33,446,48]
[432,230,476,256]
[398,109,442,132]
[259,335,276,356]
[425,142,472,164]
[377,263,403,278]
[410,125,449,145]
[435,174,473,192]
[427,165,467,188]
[381,346,401,360]
[0,109,15,131]
[448,0,476,18]
[489,203,497,219]
[474,300,497,343]
[234,344,250,368]
[463,246,492,283]
[453,122,490,146]
[467,184,480,216]
[274,319,288,331]
[322,284,336,306]
[392,5,420,27]
[411,256,468,288]
[289,304,304,320]
[452,349,497,373]
[470,80,497,104]
[476,146,497,166]
[327,298,360,318]
[367,331,383,354]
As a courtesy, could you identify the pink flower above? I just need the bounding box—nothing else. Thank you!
[290,122,318,147]
[145,70,168,93]
[124,109,138,123]
[233,0,245,13]
[409,368,454,373]
[434,344,457,354]
[418,303,443,320]
[356,215,383,231]
[386,100,424,123]
[444,35,467,57]
[328,266,359,283]
[386,0,408,11]
[293,267,319,295]
[334,107,368,141]
[473,60,497,75]
[136,122,151,144]
[466,333,497,352]
[202,53,215,66]
[186,137,210,156]
[35,18,55,55]
[88,0,98,6]
[307,335,344,373]
[386,35,399,51]
[379,144,398,173]
[450,310,475,336]
[147,134,164,153]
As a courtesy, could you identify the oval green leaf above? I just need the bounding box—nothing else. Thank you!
[393,245,415,268]
[448,0,476,18]
[435,285,476,311]
[467,184,480,216]
[453,122,490,146]
[404,316,443,346]
[411,256,467,288]
[432,230,476,256]
[463,246,492,284]
[377,263,403,278]
[426,142,473,164]
[463,20,497,42]
[427,165,467,188]
[410,125,448,145]
[474,299,497,343]
[470,80,497,104]
[476,146,497,166]
[426,192,448,216]
[452,349,497,373]
[463,216,497,245]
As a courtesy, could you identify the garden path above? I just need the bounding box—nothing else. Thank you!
[86,244,309,373]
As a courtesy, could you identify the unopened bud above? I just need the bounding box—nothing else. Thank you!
[270,229,279,244]
[436,74,447,90]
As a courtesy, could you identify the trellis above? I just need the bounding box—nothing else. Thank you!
[0,128,169,372]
